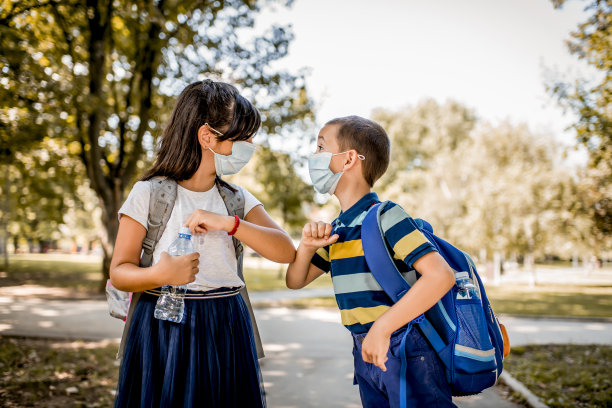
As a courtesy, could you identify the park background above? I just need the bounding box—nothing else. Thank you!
[0,0,611,407]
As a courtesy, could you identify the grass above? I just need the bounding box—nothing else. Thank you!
[0,336,119,408]
[485,284,612,318]
[253,296,338,309]
[0,254,333,294]
[2,254,612,318]
[256,283,612,318]
[504,344,612,408]
[0,254,103,294]
[242,265,333,291]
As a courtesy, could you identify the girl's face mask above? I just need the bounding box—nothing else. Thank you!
[308,151,365,195]
[204,122,256,176]
[209,141,256,176]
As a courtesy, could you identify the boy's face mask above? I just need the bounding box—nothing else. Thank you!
[209,141,256,176]
[307,151,350,195]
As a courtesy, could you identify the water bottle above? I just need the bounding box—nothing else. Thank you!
[154,226,193,323]
[455,271,479,300]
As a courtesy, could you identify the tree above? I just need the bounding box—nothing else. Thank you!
[374,100,586,267]
[0,0,313,289]
[373,99,477,193]
[5,138,93,254]
[550,0,612,247]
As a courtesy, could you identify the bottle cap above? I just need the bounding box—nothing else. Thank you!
[455,271,469,279]
[179,226,192,237]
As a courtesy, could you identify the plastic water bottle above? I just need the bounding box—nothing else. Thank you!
[154,226,193,322]
[455,271,479,300]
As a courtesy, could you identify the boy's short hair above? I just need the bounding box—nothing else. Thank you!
[326,116,390,187]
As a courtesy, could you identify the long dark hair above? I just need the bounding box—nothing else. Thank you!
[142,79,261,181]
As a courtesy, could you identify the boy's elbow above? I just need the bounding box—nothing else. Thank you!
[286,281,301,290]
[285,270,304,290]
[442,266,455,291]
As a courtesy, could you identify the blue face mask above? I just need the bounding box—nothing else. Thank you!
[308,150,367,194]
[307,151,349,194]
[209,141,256,176]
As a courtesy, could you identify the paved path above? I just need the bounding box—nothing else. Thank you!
[2,290,612,407]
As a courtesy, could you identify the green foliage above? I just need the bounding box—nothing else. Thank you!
[549,0,612,242]
[0,0,314,282]
[374,99,477,191]
[2,139,95,247]
[505,344,612,408]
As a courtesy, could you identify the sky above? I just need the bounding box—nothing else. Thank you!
[255,0,590,149]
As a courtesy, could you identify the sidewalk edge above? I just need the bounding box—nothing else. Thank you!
[498,371,548,408]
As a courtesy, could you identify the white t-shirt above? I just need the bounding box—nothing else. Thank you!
[118,180,262,291]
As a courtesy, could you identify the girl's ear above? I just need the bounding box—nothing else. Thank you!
[198,124,214,149]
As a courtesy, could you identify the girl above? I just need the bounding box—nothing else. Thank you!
[110,79,295,407]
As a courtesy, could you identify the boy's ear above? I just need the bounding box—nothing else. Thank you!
[342,150,361,172]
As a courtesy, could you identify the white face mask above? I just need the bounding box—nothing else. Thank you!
[308,151,361,195]
[209,141,256,176]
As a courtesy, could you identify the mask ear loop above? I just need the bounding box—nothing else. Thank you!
[357,154,365,160]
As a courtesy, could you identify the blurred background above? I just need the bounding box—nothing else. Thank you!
[0,0,610,407]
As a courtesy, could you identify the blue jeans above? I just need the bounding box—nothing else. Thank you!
[352,327,455,408]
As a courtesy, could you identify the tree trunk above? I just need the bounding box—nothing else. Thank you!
[493,251,502,285]
[96,186,121,292]
[2,165,9,270]
[78,0,161,292]
[525,253,536,287]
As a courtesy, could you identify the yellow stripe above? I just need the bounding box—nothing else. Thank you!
[330,239,363,260]
[315,247,330,262]
[393,230,428,260]
[340,305,390,326]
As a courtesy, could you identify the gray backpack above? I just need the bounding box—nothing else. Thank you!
[107,176,264,359]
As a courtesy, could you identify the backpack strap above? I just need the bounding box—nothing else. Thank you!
[362,201,448,360]
[116,177,177,359]
[140,178,178,267]
[215,177,265,359]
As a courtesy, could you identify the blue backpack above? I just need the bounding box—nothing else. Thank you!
[362,201,508,397]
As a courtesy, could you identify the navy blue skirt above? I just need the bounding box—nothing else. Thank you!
[114,289,266,408]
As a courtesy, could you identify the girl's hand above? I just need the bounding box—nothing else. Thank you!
[155,251,200,286]
[301,221,339,250]
[184,209,234,235]
[361,324,391,371]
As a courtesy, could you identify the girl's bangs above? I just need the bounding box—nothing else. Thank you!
[224,95,261,142]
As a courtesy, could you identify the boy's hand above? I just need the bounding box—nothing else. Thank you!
[155,251,199,286]
[361,324,391,371]
[301,221,339,250]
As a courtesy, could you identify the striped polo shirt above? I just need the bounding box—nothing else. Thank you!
[311,192,437,334]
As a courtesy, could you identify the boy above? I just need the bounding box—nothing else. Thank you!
[286,116,457,407]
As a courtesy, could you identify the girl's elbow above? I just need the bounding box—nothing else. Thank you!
[275,240,296,263]
[282,249,297,263]
[108,270,122,290]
